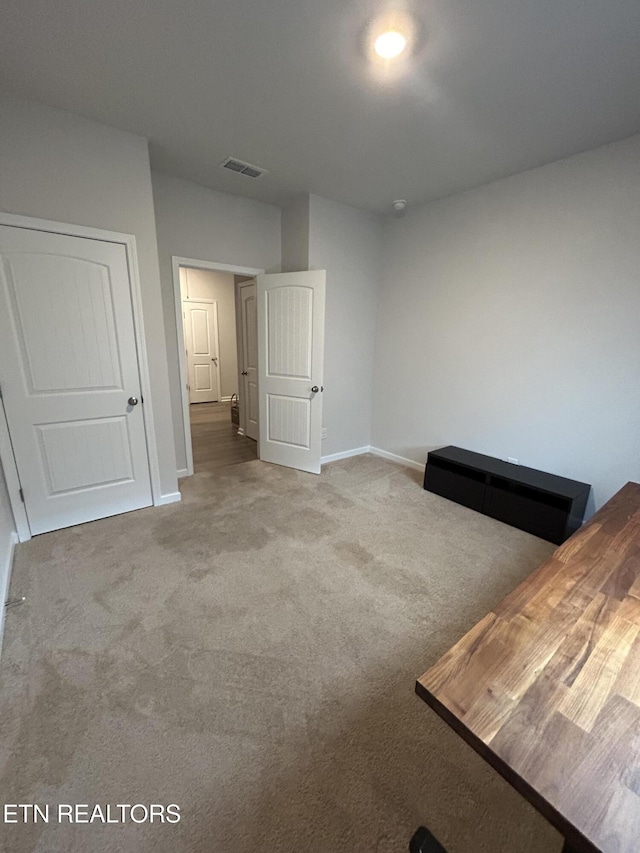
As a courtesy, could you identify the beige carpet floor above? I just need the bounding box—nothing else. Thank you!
[0,455,561,853]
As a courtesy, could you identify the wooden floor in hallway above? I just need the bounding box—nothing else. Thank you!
[190,401,257,473]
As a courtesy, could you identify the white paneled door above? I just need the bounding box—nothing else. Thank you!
[239,281,258,441]
[0,225,153,535]
[257,271,325,474]
[183,300,220,404]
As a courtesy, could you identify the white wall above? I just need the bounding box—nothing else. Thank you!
[308,194,383,457]
[0,93,178,498]
[372,134,640,513]
[151,171,281,473]
[180,268,239,399]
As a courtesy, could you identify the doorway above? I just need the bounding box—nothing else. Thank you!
[172,257,263,476]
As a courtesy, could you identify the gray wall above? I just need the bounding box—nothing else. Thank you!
[180,268,239,400]
[372,134,640,513]
[0,459,16,633]
[308,194,383,457]
[0,93,178,498]
[151,171,281,473]
[0,465,15,554]
[4,93,636,515]
[281,194,310,272]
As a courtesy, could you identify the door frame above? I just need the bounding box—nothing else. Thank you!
[0,211,162,542]
[236,279,258,439]
[181,297,221,404]
[171,256,264,477]
[0,396,30,542]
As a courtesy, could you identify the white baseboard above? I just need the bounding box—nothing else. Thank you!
[176,468,189,479]
[321,446,370,464]
[321,445,425,471]
[368,446,425,472]
[156,491,182,506]
[0,531,19,659]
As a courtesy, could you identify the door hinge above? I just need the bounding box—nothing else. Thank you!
[0,383,3,400]
[19,488,24,503]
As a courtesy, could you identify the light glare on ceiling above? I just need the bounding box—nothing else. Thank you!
[374,30,407,59]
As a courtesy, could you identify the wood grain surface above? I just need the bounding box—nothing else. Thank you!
[416,482,640,853]
[190,401,257,473]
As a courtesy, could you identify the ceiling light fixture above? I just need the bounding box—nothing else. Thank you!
[374,30,407,59]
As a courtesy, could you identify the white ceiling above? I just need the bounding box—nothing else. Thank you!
[2,0,640,214]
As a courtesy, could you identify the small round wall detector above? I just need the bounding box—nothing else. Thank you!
[392,199,407,212]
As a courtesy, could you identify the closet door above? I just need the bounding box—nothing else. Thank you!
[0,225,152,534]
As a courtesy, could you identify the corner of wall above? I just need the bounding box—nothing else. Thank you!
[281,194,310,272]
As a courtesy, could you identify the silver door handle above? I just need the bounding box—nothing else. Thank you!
[311,386,319,393]
[241,370,248,376]
[211,357,218,363]
[128,396,138,406]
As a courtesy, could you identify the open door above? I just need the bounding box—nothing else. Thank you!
[257,270,325,474]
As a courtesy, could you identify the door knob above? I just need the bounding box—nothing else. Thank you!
[128,396,138,406]
[212,357,218,363]
[311,386,319,393]
[241,370,248,376]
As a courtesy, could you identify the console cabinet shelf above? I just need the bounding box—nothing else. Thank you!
[423,446,590,544]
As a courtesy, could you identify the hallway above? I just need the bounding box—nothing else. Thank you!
[189,401,257,473]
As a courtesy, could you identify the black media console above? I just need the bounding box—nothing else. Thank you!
[423,446,591,544]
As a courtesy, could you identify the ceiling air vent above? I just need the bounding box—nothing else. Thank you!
[221,157,268,178]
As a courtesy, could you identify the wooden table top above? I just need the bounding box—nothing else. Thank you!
[416,482,640,853]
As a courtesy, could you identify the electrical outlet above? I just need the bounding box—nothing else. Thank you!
[321,427,328,439]
[507,457,519,465]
